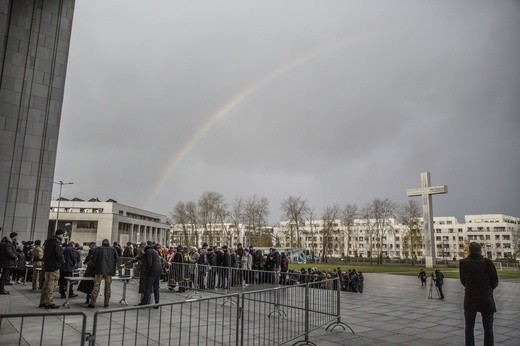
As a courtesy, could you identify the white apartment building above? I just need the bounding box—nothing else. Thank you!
[49,199,169,246]
[273,214,519,261]
[168,213,519,261]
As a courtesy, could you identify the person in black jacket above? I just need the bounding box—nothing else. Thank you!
[59,242,78,298]
[88,239,118,308]
[139,242,163,306]
[39,229,65,309]
[460,242,499,346]
[0,232,19,294]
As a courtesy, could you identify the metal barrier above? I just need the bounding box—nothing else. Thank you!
[0,311,87,346]
[167,262,330,294]
[1,278,351,346]
[87,294,241,346]
[240,278,351,346]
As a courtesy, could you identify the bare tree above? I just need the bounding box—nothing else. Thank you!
[185,201,198,245]
[308,208,318,259]
[230,196,245,229]
[362,198,395,264]
[397,200,422,265]
[243,195,270,246]
[197,191,226,245]
[321,204,340,261]
[170,201,191,246]
[280,196,310,248]
[341,203,357,261]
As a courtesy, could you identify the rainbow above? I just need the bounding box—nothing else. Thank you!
[144,31,380,208]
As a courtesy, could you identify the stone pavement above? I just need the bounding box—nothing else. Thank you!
[0,272,519,345]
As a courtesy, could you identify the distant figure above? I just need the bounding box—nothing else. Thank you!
[460,242,499,346]
[31,240,44,290]
[0,232,19,294]
[434,269,445,299]
[418,269,427,287]
[357,271,364,293]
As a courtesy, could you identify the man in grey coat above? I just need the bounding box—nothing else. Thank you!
[460,242,499,346]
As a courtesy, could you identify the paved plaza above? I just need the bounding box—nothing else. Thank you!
[0,271,519,345]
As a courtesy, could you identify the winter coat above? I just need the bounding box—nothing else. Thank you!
[77,264,95,294]
[240,252,252,270]
[91,245,118,276]
[60,244,77,272]
[43,236,65,272]
[142,246,163,277]
[123,245,133,258]
[459,253,499,313]
[15,250,26,270]
[32,245,44,262]
[0,239,18,268]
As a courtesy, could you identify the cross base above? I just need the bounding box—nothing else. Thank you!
[425,256,434,269]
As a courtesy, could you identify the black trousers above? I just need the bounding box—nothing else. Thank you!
[59,271,74,295]
[465,310,494,346]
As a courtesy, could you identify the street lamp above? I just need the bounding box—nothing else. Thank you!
[53,180,73,232]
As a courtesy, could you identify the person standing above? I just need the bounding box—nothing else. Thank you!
[460,242,499,346]
[418,268,427,287]
[357,271,365,293]
[0,232,19,294]
[31,240,44,290]
[434,269,445,299]
[88,239,118,308]
[39,229,65,309]
[139,242,162,306]
[59,241,77,298]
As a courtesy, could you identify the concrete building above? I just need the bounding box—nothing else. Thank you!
[171,214,519,261]
[274,214,519,261]
[49,199,169,246]
[0,0,76,241]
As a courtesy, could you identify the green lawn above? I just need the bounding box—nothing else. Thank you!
[288,263,520,280]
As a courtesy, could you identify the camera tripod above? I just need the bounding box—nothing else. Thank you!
[428,275,440,299]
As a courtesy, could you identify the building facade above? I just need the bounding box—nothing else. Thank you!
[49,199,169,246]
[0,0,76,241]
[170,214,520,261]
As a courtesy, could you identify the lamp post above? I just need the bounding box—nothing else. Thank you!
[53,180,73,232]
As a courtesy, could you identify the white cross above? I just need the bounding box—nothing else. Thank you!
[406,172,447,268]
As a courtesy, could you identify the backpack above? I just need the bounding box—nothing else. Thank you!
[197,252,207,265]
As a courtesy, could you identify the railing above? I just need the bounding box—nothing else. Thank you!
[0,311,87,346]
[87,294,241,346]
[1,278,352,346]
[167,262,332,295]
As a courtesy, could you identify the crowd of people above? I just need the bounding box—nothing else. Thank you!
[1,232,365,309]
[1,232,501,345]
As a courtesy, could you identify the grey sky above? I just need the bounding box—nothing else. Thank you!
[54,0,520,224]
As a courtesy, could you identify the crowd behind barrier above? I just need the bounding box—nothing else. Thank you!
[1,278,349,346]
[1,235,353,345]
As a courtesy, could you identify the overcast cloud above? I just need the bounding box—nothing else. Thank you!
[54,0,520,224]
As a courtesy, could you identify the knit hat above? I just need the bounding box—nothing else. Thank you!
[55,229,65,236]
[9,232,18,239]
